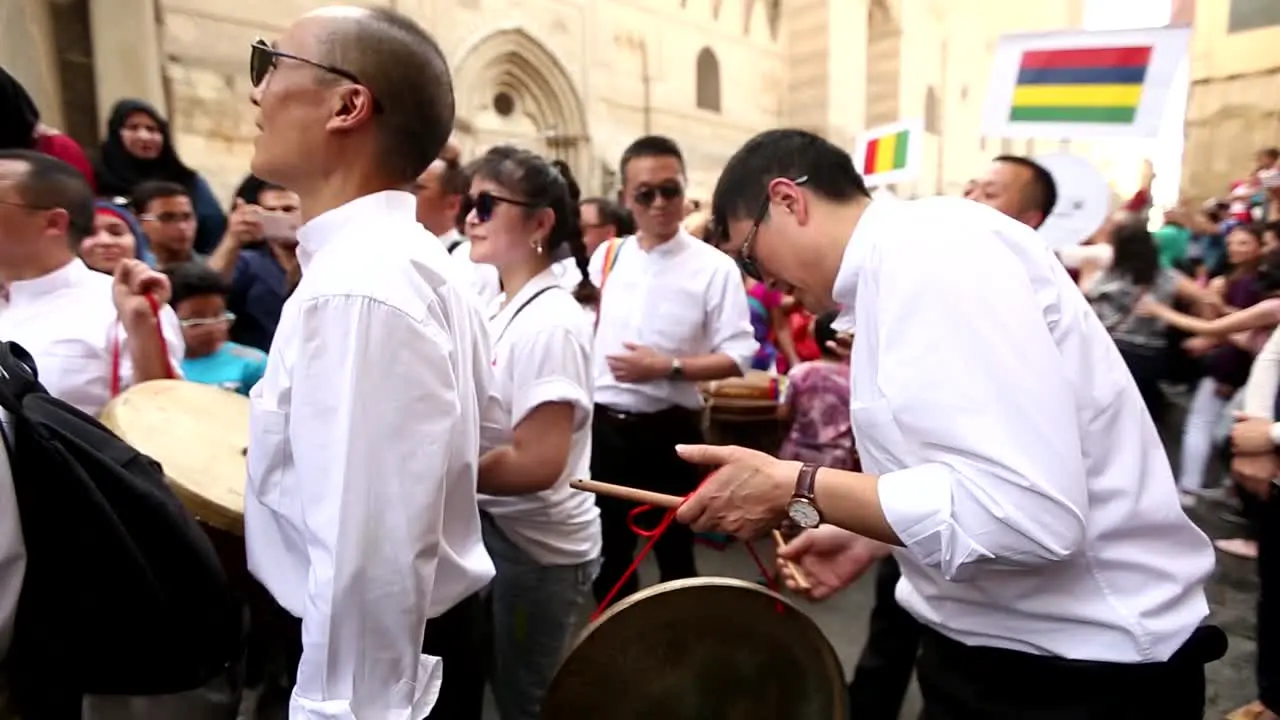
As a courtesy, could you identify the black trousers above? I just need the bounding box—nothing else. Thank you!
[590,405,703,607]
[422,591,488,720]
[845,557,921,720]
[915,625,1225,719]
[1258,486,1280,711]
[1117,342,1166,424]
[248,590,489,720]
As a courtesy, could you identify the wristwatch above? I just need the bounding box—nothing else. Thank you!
[786,463,822,529]
[669,357,685,379]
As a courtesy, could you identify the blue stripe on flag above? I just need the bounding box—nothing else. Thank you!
[1016,66,1148,85]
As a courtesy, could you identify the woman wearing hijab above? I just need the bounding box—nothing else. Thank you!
[94,98,226,254]
[81,200,158,273]
[0,66,96,189]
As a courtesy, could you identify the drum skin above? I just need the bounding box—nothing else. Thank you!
[542,577,846,720]
[100,379,249,535]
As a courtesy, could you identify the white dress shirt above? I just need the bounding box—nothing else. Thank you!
[449,239,502,307]
[244,191,500,719]
[835,197,1215,662]
[588,230,756,412]
[479,269,601,566]
[0,258,185,417]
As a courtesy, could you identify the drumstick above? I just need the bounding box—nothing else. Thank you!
[570,479,683,508]
[572,479,812,591]
[772,529,811,591]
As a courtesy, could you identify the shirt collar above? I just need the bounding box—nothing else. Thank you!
[439,228,462,246]
[830,199,890,332]
[488,266,561,336]
[7,257,94,307]
[633,227,695,258]
[296,190,417,270]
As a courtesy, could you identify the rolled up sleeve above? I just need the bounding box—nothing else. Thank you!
[705,259,757,371]
[873,233,1088,581]
[287,295,455,719]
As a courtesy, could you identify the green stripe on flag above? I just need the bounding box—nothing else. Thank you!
[891,130,909,170]
[1009,106,1137,123]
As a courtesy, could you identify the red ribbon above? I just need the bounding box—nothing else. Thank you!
[109,293,175,397]
[590,479,784,622]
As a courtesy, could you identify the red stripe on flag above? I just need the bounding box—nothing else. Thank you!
[863,137,879,175]
[1019,46,1152,70]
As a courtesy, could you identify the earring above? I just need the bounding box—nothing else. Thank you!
[531,238,544,254]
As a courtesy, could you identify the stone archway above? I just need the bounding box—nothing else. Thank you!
[452,28,591,188]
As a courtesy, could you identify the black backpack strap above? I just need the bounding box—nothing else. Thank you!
[0,341,42,415]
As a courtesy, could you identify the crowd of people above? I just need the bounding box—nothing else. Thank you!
[0,4,1279,720]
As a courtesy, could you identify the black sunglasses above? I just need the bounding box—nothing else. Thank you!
[738,175,808,281]
[250,38,381,111]
[633,182,684,208]
[470,191,534,223]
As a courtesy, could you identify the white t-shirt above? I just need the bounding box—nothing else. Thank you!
[478,268,601,566]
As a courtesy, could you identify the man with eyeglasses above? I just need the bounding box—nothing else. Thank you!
[131,180,202,270]
[672,129,1222,718]
[586,134,756,607]
[243,6,499,719]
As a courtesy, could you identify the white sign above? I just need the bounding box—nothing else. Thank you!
[1033,152,1112,250]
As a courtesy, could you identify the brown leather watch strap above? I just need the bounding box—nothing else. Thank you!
[794,463,820,500]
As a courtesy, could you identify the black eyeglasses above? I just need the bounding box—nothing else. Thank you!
[470,191,534,223]
[738,175,808,281]
[250,38,381,111]
[633,181,684,208]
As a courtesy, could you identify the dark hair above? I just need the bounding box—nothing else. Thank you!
[711,129,870,240]
[581,197,624,232]
[230,174,287,208]
[619,135,684,185]
[441,155,468,197]
[1265,220,1280,240]
[1110,219,1159,286]
[0,149,94,245]
[0,67,39,150]
[814,310,841,359]
[130,180,190,216]
[453,160,474,232]
[1260,147,1280,163]
[992,155,1057,227]
[1257,249,1280,295]
[319,8,454,185]
[1233,222,1267,243]
[469,146,599,306]
[164,261,229,307]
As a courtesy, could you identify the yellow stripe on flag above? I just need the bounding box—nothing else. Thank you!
[873,133,898,175]
[1011,84,1143,109]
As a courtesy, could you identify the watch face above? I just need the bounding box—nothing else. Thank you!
[787,498,821,529]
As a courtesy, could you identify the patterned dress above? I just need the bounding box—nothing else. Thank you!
[778,360,859,471]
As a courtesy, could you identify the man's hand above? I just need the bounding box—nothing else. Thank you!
[674,444,795,540]
[1182,335,1217,357]
[112,259,171,325]
[1232,452,1278,500]
[1232,413,1277,455]
[606,342,674,383]
[225,198,264,246]
[776,525,888,601]
[825,332,852,360]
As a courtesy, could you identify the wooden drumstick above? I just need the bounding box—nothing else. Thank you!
[772,529,811,591]
[570,479,683,509]
[571,479,812,591]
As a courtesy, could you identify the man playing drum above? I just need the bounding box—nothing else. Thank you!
[679,129,1221,719]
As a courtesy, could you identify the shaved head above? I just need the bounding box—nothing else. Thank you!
[310,6,454,185]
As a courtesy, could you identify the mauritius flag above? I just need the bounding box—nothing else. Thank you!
[983,28,1190,140]
[1009,46,1151,124]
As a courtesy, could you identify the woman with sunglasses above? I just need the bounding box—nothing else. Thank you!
[464,146,601,720]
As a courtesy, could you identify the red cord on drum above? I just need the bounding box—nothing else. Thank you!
[590,480,783,622]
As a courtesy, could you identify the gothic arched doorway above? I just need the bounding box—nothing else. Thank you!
[452,29,591,188]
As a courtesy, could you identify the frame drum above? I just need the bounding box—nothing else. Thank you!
[99,379,248,535]
[542,577,846,720]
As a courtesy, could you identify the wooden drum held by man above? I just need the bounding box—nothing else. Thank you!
[100,379,251,583]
